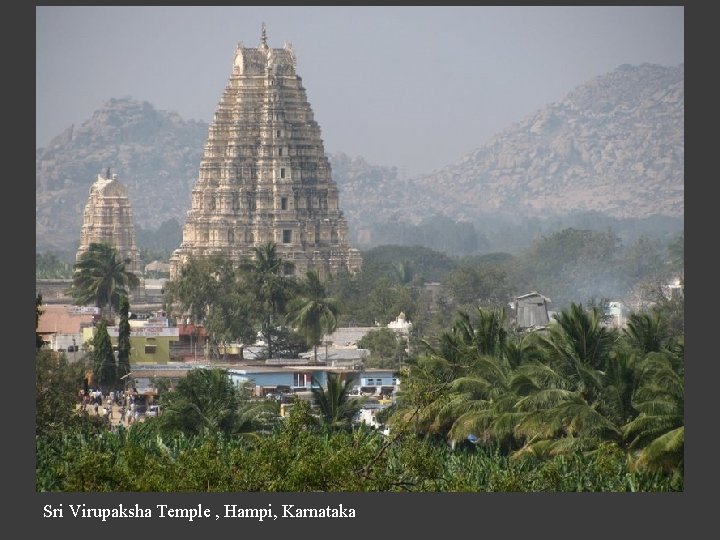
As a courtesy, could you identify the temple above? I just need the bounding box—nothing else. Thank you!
[76,169,141,275]
[170,26,362,279]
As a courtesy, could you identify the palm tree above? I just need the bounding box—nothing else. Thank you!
[623,311,668,354]
[68,242,140,319]
[311,372,365,429]
[623,349,684,473]
[287,269,340,363]
[391,308,526,449]
[156,368,278,437]
[505,304,622,456]
[243,242,296,359]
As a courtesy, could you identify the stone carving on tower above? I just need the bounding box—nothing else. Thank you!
[76,168,141,275]
[170,26,362,280]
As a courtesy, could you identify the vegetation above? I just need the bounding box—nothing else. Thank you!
[92,320,119,393]
[36,403,680,492]
[150,368,279,438]
[287,270,340,363]
[135,218,182,264]
[245,242,298,358]
[36,251,75,278]
[116,296,131,381]
[310,372,366,429]
[36,227,683,492]
[67,242,140,319]
[357,327,408,369]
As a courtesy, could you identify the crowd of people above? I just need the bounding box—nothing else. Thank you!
[77,387,150,425]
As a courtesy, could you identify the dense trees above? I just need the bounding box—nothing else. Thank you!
[35,350,94,436]
[37,225,684,492]
[36,252,74,278]
[388,303,684,478]
[357,327,408,369]
[150,368,278,438]
[35,403,680,492]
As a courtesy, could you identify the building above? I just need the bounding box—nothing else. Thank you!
[170,25,362,280]
[226,365,399,398]
[512,292,551,331]
[76,169,141,275]
[36,304,99,354]
[606,301,630,329]
[82,311,180,364]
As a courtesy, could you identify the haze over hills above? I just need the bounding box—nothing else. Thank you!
[407,63,683,222]
[36,63,683,255]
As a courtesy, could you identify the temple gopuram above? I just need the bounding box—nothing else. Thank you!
[170,25,362,279]
[76,168,141,275]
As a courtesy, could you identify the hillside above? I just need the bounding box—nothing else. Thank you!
[36,63,683,254]
[35,98,207,252]
[406,63,684,222]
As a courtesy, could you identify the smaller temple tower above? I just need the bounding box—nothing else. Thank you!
[76,169,141,275]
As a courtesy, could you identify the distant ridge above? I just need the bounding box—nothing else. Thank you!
[335,63,683,229]
[36,64,683,253]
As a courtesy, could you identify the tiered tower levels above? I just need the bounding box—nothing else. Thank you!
[76,170,141,275]
[170,30,362,279]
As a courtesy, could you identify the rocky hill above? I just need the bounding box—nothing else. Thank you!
[36,98,207,252]
[405,63,684,223]
[36,63,683,254]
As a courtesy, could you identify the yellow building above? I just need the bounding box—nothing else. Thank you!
[82,313,179,364]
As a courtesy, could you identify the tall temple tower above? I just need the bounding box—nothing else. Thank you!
[76,169,141,275]
[170,25,362,279]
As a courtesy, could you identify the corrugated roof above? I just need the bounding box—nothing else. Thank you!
[516,291,551,302]
[129,369,190,379]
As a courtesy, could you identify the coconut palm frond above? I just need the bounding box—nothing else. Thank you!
[514,388,578,412]
[634,426,684,473]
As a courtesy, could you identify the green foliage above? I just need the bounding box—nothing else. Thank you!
[623,349,684,473]
[36,350,95,436]
[163,252,232,326]
[154,368,278,438]
[92,320,119,392]
[361,244,457,283]
[117,296,131,380]
[287,270,340,362]
[442,262,513,310]
[510,228,623,309]
[68,242,140,318]
[358,327,407,369]
[310,372,366,429]
[36,251,75,278]
[135,218,182,263]
[267,327,310,359]
[369,215,485,256]
[241,242,297,359]
[35,424,681,492]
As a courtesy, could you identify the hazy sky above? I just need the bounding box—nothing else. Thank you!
[36,6,683,178]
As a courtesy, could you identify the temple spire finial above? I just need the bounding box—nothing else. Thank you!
[261,22,268,47]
